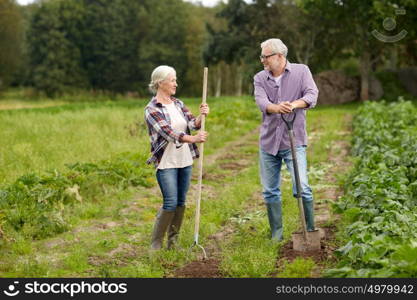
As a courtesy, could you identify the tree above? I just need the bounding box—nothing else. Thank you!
[28,0,87,96]
[181,3,214,96]
[278,0,350,73]
[300,0,417,100]
[81,0,143,93]
[204,0,273,96]
[0,0,23,90]
[136,0,190,95]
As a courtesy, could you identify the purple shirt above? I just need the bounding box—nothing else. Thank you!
[254,61,318,155]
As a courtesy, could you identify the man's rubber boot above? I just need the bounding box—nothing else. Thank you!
[303,200,315,232]
[266,202,283,241]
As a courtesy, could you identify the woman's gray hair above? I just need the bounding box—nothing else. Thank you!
[148,65,176,94]
[261,39,288,58]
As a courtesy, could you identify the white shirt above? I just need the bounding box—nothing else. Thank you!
[157,102,193,169]
[274,74,283,86]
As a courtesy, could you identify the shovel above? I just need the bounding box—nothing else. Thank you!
[281,110,320,251]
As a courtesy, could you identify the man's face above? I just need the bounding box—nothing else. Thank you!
[260,47,281,72]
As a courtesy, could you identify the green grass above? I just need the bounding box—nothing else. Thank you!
[0,101,146,184]
[219,168,300,277]
[0,94,359,277]
[0,95,260,276]
[0,88,68,110]
[306,102,357,165]
[0,96,258,184]
[276,257,316,278]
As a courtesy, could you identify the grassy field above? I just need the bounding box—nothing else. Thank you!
[0,95,260,184]
[0,94,358,277]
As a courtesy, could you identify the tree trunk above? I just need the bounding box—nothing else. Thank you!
[236,64,242,97]
[360,50,370,101]
[303,32,316,65]
[389,45,398,71]
[215,64,221,97]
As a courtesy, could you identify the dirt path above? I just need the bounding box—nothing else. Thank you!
[172,192,264,278]
[173,116,353,278]
[0,101,67,110]
[171,131,261,278]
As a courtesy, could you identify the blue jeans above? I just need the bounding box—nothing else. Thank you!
[259,146,314,231]
[156,166,192,211]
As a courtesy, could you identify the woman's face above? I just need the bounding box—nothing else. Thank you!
[159,73,177,96]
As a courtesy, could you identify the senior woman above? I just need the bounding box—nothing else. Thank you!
[145,65,209,250]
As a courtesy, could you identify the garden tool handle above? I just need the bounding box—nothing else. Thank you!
[283,109,308,237]
[281,110,296,130]
[194,67,208,243]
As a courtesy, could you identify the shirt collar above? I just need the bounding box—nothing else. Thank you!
[152,96,177,107]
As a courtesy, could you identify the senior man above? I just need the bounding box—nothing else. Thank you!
[253,38,318,241]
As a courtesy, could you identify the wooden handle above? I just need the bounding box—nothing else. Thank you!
[194,67,208,242]
[200,67,208,131]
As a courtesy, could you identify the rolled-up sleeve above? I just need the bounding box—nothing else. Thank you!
[301,65,318,109]
[145,107,185,147]
[181,104,200,131]
[254,74,271,114]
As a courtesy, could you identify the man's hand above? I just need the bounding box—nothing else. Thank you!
[266,100,310,114]
[290,100,309,110]
[267,101,293,114]
[278,101,293,113]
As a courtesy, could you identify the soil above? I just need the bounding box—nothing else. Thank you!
[273,226,338,277]
[173,258,223,278]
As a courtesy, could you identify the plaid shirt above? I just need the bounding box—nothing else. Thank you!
[144,97,200,168]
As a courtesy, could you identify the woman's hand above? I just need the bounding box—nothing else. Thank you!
[200,104,209,116]
[195,104,210,128]
[192,130,208,143]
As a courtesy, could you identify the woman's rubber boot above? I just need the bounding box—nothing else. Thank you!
[150,209,175,250]
[167,206,186,249]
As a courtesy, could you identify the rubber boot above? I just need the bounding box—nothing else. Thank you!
[150,209,175,250]
[303,200,315,231]
[167,206,186,249]
[266,202,283,241]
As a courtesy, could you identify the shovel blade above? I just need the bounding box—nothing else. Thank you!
[292,229,321,252]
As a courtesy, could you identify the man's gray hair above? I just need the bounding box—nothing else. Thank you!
[261,39,288,58]
[149,65,176,94]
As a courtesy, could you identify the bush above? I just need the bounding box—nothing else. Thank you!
[374,70,414,101]
[0,152,154,240]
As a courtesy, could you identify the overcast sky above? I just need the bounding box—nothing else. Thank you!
[16,0,34,5]
[16,0,225,6]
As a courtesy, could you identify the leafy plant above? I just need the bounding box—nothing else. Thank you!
[326,100,417,277]
[0,152,154,241]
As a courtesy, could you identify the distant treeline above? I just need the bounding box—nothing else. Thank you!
[1,0,416,99]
